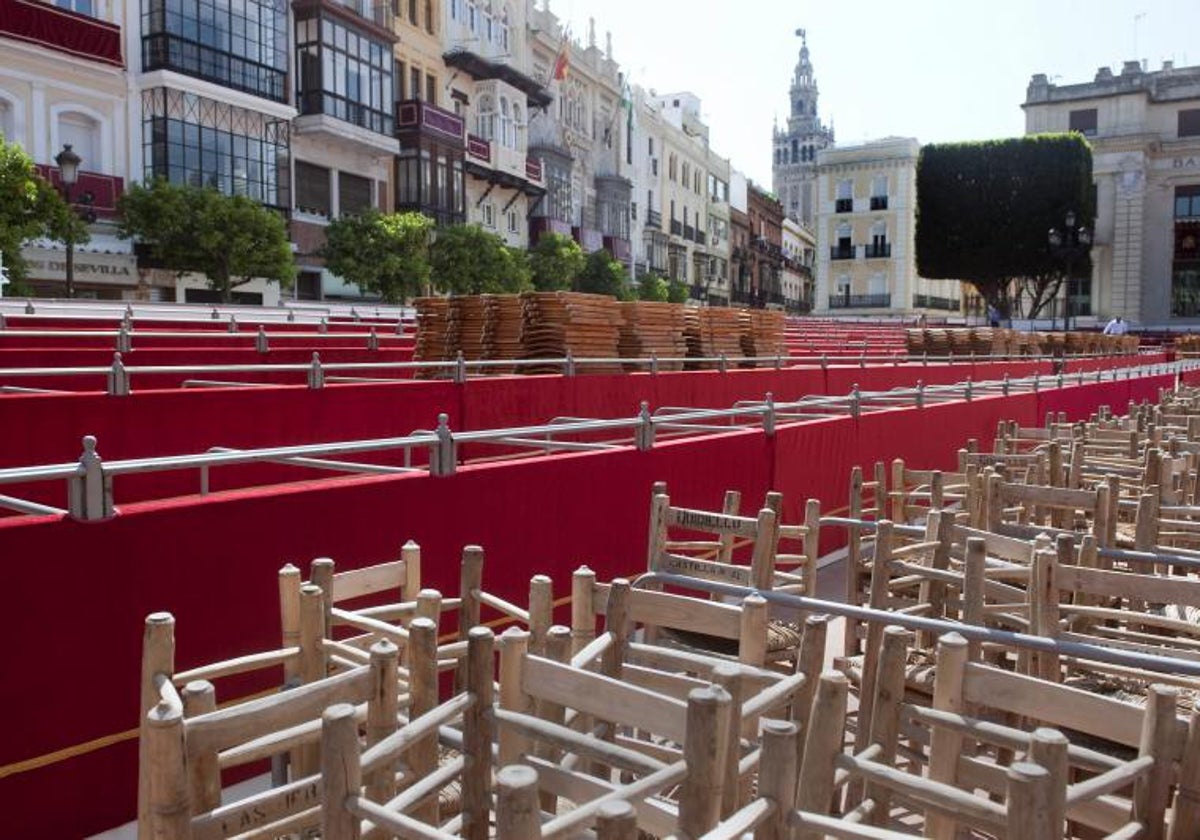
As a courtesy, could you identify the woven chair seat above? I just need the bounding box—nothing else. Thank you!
[659,620,804,659]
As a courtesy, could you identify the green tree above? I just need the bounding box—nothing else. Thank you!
[528,232,585,291]
[576,249,630,299]
[635,273,668,302]
[0,135,88,289]
[666,277,690,304]
[322,209,433,303]
[118,179,295,302]
[429,224,532,295]
[916,134,1094,317]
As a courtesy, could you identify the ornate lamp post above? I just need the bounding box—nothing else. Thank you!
[54,144,82,299]
[1047,210,1092,332]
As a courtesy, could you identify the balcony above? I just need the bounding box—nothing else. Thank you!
[395,99,464,147]
[694,230,707,246]
[870,195,888,210]
[683,224,695,242]
[645,209,662,231]
[863,243,891,259]
[830,245,856,261]
[670,219,683,236]
[912,293,961,311]
[296,90,394,138]
[327,0,393,31]
[466,134,492,165]
[603,235,631,262]
[829,292,892,309]
[3,0,123,67]
[35,165,124,220]
[835,198,853,213]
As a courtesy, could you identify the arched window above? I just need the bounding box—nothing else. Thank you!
[790,138,798,163]
[0,96,16,145]
[483,3,493,42]
[499,7,510,51]
[477,94,495,140]
[425,0,434,33]
[57,110,101,169]
[512,103,523,148]
[467,0,477,31]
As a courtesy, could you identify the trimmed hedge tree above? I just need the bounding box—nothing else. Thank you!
[916,134,1094,317]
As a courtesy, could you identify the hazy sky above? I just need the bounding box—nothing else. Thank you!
[554,0,1200,187]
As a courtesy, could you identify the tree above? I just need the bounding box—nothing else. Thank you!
[576,249,630,299]
[0,135,88,289]
[666,277,689,304]
[528,232,584,291]
[916,134,1094,317]
[635,273,668,302]
[429,224,532,295]
[322,209,433,303]
[118,179,295,302]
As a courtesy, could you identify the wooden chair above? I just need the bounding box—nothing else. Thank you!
[139,606,419,840]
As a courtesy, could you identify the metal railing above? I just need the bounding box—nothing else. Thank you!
[0,346,1154,396]
[829,293,892,309]
[0,358,1189,521]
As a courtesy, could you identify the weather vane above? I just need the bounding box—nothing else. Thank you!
[795,28,806,41]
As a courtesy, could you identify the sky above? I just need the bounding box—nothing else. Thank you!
[554,0,1200,187]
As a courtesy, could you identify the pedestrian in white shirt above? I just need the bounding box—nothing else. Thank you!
[1103,316,1128,335]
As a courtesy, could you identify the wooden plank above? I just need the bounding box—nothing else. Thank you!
[961,663,1144,747]
[666,506,762,538]
[658,553,753,587]
[521,655,689,743]
[626,587,743,640]
[330,559,406,602]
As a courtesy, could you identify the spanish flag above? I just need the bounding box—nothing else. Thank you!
[552,27,570,81]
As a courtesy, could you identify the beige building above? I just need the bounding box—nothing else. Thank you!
[1024,60,1200,325]
[814,137,959,316]
[653,92,711,291]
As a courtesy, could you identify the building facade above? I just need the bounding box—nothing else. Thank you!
[526,7,629,262]
[2,0,139,298]
[1024,60,1200,325]
[742,183,784,307]
[781,216,815,312]
[814,137,959,316]
[771,30,833,229]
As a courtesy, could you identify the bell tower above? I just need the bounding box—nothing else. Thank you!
[772,29,834,226]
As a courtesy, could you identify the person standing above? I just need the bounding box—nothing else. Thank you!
[1103,316,1128,335]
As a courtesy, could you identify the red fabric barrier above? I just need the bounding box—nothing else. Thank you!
[0,430,772,838]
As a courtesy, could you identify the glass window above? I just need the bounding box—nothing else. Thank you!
[1069,108,1098,136]
[295,12,394,135]
[339,172,372,215]
[1181,109,1200,139]
[295,161,331,216]
[142,0,289,102]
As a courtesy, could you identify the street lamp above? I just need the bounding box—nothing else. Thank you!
[1047,209,1092,332]
[54,143,82,299]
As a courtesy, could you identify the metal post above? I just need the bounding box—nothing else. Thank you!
[650,352,659,375]
[718,353,728,373]
[307,352,324,389]
[107,352,130,396]
[454,350,467,384]
[563,351,576,377]
[117,326,132,354]
[211,307,219,320]
[227,315,238,333]
[430,413,456,476]
[255,325,269,354]
[25,300,34,314]
[635,401,656,451]
[287,309,295,323]
[965,377,973,401]
[1002,373,1010,396]
[763,392,777,436]
[916,379,925,408]
[319,317,328,334]
[367,327,379,351]
[849,384,861,419]
[68,435,112,521]
[774,353,783,370]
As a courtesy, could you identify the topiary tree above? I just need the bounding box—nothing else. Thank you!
[0,135,88,291]
[429,224,532,295]
[576,248,630,299]
[916,134,1094,318]
[119,179,294,302]
[528,231,584,291]
[322,209,434,303]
